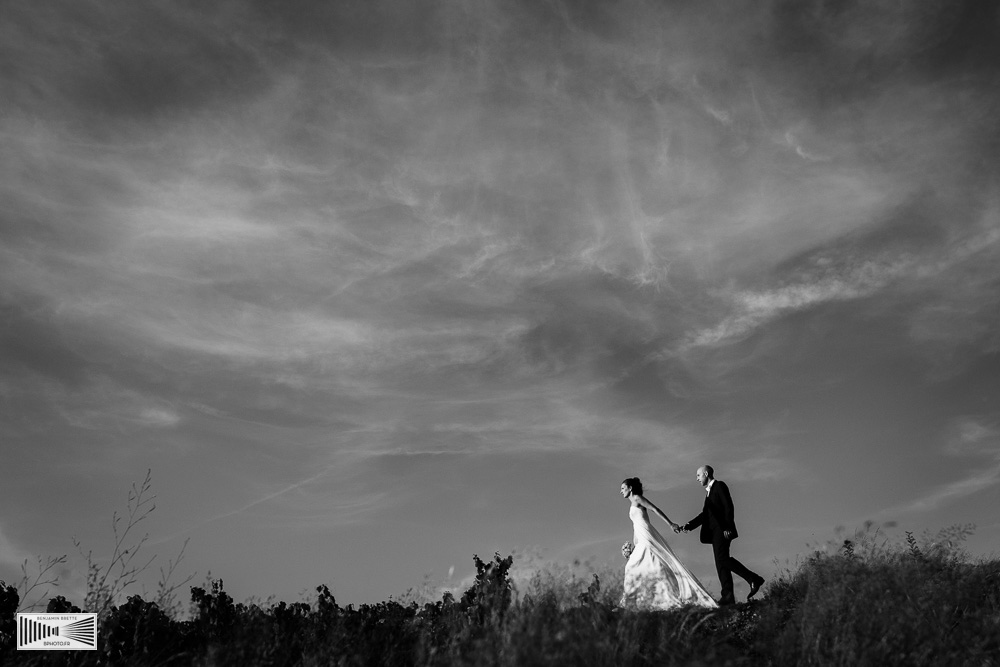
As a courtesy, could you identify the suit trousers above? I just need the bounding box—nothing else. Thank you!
[712,536,758,605]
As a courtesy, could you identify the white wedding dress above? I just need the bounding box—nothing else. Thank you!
[622,505,718,610]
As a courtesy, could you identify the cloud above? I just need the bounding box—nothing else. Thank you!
[885,467,1000,517]
[0,524,32,570]
[41,380,181,433]
[945,417,1000,457]
[878,416,1000,517]
[725,452,801,484]
[329,387,730,492]
[148,461,388,546]
[137,407,181,428]
[685,201,1000,350]
[2,0,1000,604]
[687,259,909,348]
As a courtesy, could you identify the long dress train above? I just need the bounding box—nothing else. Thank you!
[622,505,718,609]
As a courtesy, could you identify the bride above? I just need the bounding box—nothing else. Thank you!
[620,477,717,609]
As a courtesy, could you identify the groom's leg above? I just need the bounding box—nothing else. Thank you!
[712,539,736,605]
[728,556,760,585]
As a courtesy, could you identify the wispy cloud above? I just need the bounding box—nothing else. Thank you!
[3,0,1000,603]
[880,417,1000,517]
[148,463,386,546]
[686,212,1000,350]
[884,467,1000,518]
[725,452,801,484]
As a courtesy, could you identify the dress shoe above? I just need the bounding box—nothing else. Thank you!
[747,577,765,601]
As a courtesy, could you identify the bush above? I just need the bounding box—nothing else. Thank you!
[761,542,1000,666]
[0,582,17,661]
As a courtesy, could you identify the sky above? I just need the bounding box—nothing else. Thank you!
[2,0,999,608]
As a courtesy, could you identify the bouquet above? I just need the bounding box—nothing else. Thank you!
[621,541,634,560]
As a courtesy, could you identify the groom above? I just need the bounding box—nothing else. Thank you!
[676,465,765,605]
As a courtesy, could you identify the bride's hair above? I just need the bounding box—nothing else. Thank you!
[622,477,643,496]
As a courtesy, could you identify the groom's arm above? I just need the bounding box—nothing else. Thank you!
[683,512,704,532]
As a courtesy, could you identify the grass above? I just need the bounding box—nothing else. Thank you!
[1,527,998,666]
[1,475,997,665]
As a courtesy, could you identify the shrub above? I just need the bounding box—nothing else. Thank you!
[0,582,17,661]
[102,595,184,664]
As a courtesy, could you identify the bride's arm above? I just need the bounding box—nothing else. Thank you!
[636,496,680,531]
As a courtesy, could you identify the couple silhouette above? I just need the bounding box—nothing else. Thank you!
[620,465,765,609]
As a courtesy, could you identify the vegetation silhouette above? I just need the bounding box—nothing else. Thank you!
[2,474,997,665]
[2,529,999,665]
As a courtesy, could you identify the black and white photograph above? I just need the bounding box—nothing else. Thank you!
[2,1,999,663]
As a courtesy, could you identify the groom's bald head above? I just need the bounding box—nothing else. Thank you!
[696,465,714,486]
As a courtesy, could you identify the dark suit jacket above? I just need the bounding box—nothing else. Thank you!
[684,479,739,544]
